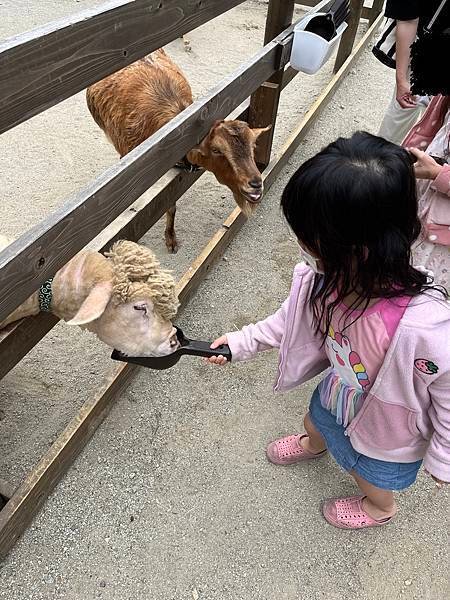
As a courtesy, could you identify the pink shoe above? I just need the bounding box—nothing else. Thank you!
[322,495,394,529]
[266,434,327,465]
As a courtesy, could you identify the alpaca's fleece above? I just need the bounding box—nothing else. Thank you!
[106,240,179,320]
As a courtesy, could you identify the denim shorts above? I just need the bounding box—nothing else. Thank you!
[309,388,422,491]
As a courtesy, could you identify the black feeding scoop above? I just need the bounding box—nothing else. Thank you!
[304,0,350,41]
[111,327,232,370]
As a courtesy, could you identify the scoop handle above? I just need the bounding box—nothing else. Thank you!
[182,340,232,361]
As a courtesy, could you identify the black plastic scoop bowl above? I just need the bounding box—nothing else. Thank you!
[304,0,350,41]
[111,327,231,370]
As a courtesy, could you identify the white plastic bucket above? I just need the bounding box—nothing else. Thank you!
[290,13,348,75]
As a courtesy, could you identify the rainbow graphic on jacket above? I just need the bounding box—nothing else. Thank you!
[319,326,370,426]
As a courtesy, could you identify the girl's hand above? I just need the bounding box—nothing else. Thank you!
[431,474,448,489]
[408,148,443,180]
[425,468,449,488]
[204,335,229,366]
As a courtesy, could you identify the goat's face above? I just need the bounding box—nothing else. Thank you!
[68,284,178,357]
[188,120,270,216]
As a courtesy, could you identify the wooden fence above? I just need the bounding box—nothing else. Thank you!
[0,0,385,558]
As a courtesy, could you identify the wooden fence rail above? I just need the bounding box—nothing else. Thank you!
[0,24,293,326]
[295,0,375,21]
[0,0,247,134]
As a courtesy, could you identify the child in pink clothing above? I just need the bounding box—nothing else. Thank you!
[318,296,410,426]
[403,95,450,289]
[206,132,450,530]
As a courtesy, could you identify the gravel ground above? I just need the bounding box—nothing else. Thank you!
[0,1,449,599]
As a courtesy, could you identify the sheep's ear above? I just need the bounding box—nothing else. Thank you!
[252,125,271,139]
[67,282,113,326]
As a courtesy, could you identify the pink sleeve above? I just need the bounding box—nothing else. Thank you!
[431,164,450,197]
[226,298,288,362]
[423,369,450,482]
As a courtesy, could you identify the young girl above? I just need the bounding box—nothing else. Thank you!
[404,95,450,290]
[207,132,450,530]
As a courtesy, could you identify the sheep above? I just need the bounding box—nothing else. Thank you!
[86,49,269,253]
[0,235,180,357]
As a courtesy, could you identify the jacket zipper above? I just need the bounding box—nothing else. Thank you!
[275,275,302,390]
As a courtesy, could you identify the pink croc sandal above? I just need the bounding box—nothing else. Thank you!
[322,495,394,529]
[266,434,327,465]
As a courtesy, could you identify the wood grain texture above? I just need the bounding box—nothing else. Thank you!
[249,0,295,168]
[333,0,364,72]
[294,0,371,20]
[0,314,59,380]
[0,34,291,326]
[249,82,281,168]
[0,479,15,501]
[262,0,295,45]
[368,0,384,25]
[0,0,246,134]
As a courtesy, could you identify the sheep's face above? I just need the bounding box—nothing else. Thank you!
[187,120,270,216]
[66,241,179,356]
[90,299,179,357]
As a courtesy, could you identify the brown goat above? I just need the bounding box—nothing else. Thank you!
[86,49,268,252]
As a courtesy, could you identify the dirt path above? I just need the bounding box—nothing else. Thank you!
[0,2,448,599]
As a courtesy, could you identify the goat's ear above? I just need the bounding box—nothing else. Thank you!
[252,125,272,139]
[190,135,210,157]
[67,282,113,326]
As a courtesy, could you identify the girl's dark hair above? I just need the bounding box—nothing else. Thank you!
[281,131,447,337]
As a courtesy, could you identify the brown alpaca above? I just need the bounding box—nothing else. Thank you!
[86,49,268,252]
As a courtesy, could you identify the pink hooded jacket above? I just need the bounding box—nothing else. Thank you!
[227,264,450,482]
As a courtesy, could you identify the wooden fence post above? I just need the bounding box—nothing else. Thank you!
[369,0,384,26]
[248,0,295,169]
[333,0,364,73]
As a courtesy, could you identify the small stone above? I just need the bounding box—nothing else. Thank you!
[130,472,136,479]
[130,515,135,522]
[192,589,199,600]
[404,579,412,586]
[99,580,106,588]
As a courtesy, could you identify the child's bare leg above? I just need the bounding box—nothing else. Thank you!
[302,412,327,454]
[350,470,397,521]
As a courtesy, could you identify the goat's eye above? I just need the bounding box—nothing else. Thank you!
[212,148,221,155]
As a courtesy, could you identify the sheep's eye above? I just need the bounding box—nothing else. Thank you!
[134,304,147,315]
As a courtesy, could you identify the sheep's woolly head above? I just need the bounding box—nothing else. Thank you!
[105,240,179,320]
